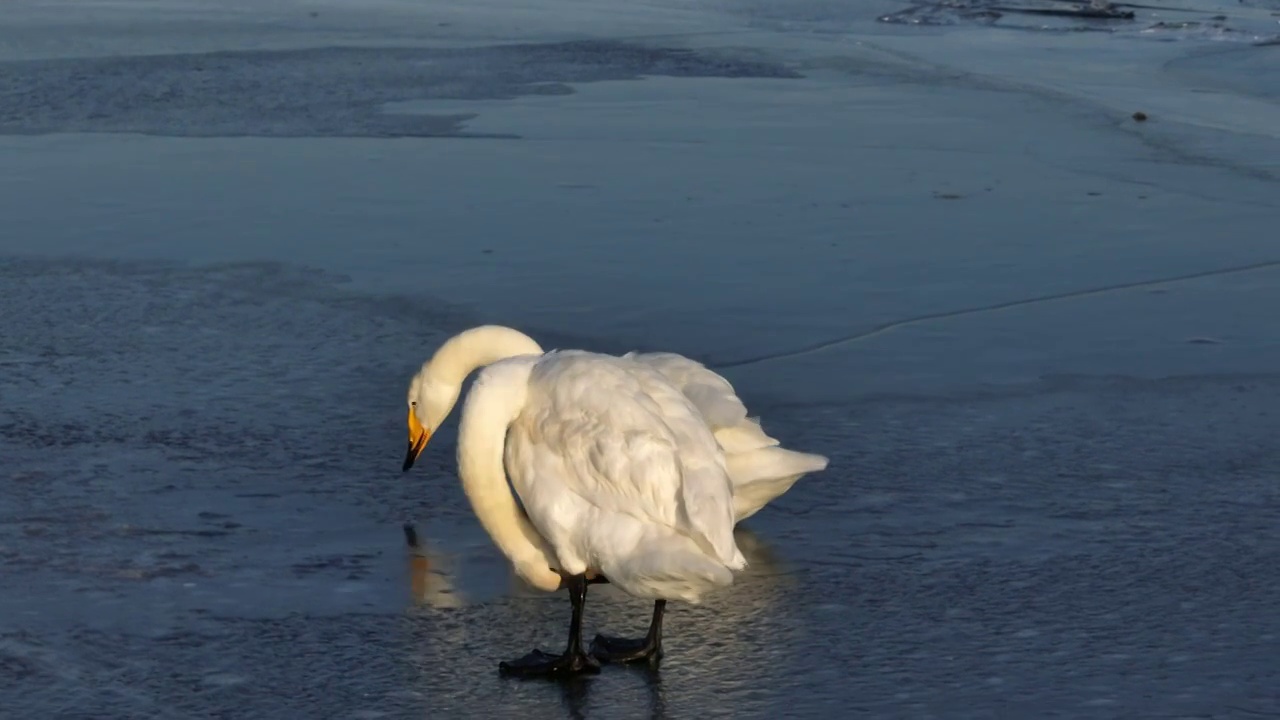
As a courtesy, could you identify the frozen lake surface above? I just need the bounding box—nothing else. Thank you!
[1,1,1278,717]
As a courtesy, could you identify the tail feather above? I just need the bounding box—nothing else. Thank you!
[727,446,828,485]
[726,447,829,522]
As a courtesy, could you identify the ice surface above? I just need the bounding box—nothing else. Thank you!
[2,0,1278,717]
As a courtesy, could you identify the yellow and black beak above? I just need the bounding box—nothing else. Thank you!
[402,409,431,472]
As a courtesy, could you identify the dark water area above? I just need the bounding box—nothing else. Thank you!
[0,43,799,138]
[2,0,1279,717]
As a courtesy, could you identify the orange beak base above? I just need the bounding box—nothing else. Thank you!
[403,409,431,472]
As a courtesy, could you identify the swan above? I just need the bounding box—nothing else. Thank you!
[400,325,828,676]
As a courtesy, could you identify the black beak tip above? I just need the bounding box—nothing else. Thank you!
[402,441,417,473]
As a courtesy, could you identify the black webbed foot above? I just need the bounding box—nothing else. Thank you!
[499,648,601,678]
[589,599,666,666]
[589,633,663,665]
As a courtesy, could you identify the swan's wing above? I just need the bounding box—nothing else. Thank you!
[624,351,778,453]
[623,352,746,429]
[515,351,742,567]
[623,353,828,525]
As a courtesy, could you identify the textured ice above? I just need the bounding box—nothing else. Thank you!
[2,258,1277,718]
[0,43,800,138]
[2,0,1280,717]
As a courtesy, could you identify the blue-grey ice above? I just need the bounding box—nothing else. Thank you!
[1,0,1278,717]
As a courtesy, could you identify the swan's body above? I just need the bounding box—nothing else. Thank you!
[401,325,829,674]
[465,351,746,602]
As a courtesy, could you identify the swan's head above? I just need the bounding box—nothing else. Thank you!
[400,325,545,473]
[402,370,460,472]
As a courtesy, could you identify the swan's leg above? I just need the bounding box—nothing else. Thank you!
[589,599,666,665]
[498,574,601,678]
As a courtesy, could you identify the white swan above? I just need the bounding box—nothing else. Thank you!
[400,325,828,676]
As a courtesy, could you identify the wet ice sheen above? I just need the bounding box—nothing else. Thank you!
[3,0,1280,717]
[2,259,1276,718]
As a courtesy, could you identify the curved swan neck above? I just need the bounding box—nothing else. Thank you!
[455,357,563,593]
[427,325,544,388]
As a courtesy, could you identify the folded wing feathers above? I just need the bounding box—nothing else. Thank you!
[627,351,780,454]
[531,352,743,568]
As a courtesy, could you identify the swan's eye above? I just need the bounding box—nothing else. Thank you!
[410,401,417,409]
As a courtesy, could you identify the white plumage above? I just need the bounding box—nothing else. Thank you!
[401,325,828,674]
[501,350,745,603]
[623,351,827,522]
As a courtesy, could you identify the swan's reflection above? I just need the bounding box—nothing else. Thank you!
[556,665,668,720]
[640,665,668,720]
[405,523,465,609]
[403,522,796,717]
[558,675,591,720]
